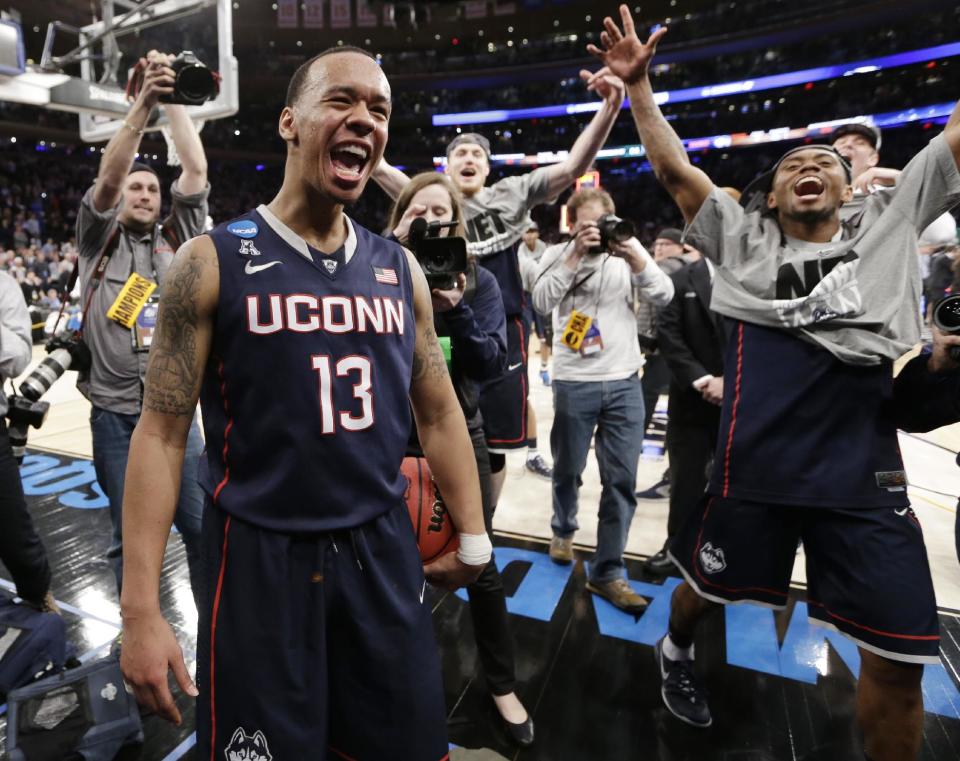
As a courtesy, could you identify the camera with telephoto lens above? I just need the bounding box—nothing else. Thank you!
[933,294,960,362]
[5,331,91,463]
[589,213,636,255]
[161,51,219,105]
[408,217,468,290]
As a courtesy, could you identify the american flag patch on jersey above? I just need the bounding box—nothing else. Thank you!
[373,266,398,285]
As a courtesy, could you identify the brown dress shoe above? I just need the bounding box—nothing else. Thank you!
[549,536,574,564]
[586,577,648,612]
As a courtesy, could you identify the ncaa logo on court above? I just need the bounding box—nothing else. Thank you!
[699,542,727,574]
[225,727,272,761]
[227,220,259,239]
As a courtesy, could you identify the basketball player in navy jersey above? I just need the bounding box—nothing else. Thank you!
[590,7,960,760]
[117,47,489,761]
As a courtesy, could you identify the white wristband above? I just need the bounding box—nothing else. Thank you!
[457,532,493,566]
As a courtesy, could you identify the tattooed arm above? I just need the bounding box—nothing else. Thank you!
[405,250,486,587]
[119,235,219,725]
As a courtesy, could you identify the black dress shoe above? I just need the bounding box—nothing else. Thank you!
[502,715,535,747]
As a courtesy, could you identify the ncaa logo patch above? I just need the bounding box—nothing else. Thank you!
[699,542,727,575]
[225,727,272,761]
[227,220,259,239]
[322,258,338,275]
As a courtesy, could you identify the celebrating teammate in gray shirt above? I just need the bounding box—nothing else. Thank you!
[589,6,960,759]
[75,50,210,601]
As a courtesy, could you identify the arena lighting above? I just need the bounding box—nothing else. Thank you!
[431,102,955,168]
[432,41,960,127]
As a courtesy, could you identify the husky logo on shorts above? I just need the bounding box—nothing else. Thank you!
[239,239,261,257]
[225,728,272,761]
[699,542,727,574]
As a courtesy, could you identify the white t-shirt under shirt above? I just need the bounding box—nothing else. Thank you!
[532,241,674,382]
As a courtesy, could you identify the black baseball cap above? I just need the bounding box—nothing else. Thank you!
[445,133,491,160]
[830,122,882,151]
[128,161,159,177]
[655,227,683,245]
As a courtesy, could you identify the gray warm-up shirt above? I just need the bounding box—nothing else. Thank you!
[684,133,960,365]
[76,180,210,414]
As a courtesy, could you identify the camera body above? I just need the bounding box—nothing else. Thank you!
[5,331,91,462]
[160,51,219,106]
[933,294,960,361]
[408,218,468,290]
[589,213,636,255]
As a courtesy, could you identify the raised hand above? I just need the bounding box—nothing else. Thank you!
[586,4,668,85]
[579,66,625,108]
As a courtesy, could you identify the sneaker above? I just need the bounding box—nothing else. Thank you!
[525,454,553,479]
[654,636,712,728]
[644,548,676,575]
[549,536,574,564]
[636,478,670,500]
[539,367,551,386]
[585,577,648,612]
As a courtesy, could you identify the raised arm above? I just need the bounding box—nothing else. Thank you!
[587,5,714,223]
[163,101,208,194]
[119,235,219,725]
[541,71,626,200]
[372,159,412,201]
[92,53,176,213]
[405,250,489,589]
[945,98,960,168]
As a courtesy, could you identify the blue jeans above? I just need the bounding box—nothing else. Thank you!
[550,376,645,584]
[90,405,205,602]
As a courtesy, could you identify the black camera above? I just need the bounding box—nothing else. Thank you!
[590,213,636,255]
[408,218,468,290]
[161,51,219,106]
[5,331,91,462]
[933,295,960,361]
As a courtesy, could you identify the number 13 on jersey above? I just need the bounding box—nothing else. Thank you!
[311,354,374,434]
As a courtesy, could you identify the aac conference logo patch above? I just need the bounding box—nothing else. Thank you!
[227,220,259,239]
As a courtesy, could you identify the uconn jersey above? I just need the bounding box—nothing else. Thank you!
[199,206,415,532]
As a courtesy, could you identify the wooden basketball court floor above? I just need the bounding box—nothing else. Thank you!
[3,342,960,760]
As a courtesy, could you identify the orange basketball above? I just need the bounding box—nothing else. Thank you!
[401,456,460,563]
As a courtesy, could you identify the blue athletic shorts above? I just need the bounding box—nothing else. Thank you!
[195,500,450,760]
[669,495,940,664]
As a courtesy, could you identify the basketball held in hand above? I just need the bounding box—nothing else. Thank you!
[401,456,460,563]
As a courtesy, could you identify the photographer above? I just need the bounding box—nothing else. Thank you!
[0,270,55,612]
[532,188,673,612]
[388,173,535,746]
[76,50,209,599]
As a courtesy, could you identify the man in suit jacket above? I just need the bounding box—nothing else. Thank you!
[646,257,725,572]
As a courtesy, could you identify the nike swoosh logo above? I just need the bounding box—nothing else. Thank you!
[245,260,282,275]
[419,580,427,604]
[507,362,523,371]
[894,508,909,516]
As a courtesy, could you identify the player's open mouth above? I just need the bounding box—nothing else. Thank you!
[330,143,370,181]
[793,176,824,200]
[460,167,477,178]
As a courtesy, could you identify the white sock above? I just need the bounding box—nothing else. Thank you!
[663,634,694,662]
[527,446,539,459]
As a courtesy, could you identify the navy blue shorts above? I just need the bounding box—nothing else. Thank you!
[480,315,529,452]
[669,495,940,664]
[196,500,449,761]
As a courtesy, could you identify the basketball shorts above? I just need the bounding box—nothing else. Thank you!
[480,315,529,452]
[668,495,940,664]
[196,499,449,761]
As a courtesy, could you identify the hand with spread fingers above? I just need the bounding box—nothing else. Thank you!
[579,66,626,109]
[586,4,669,85]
